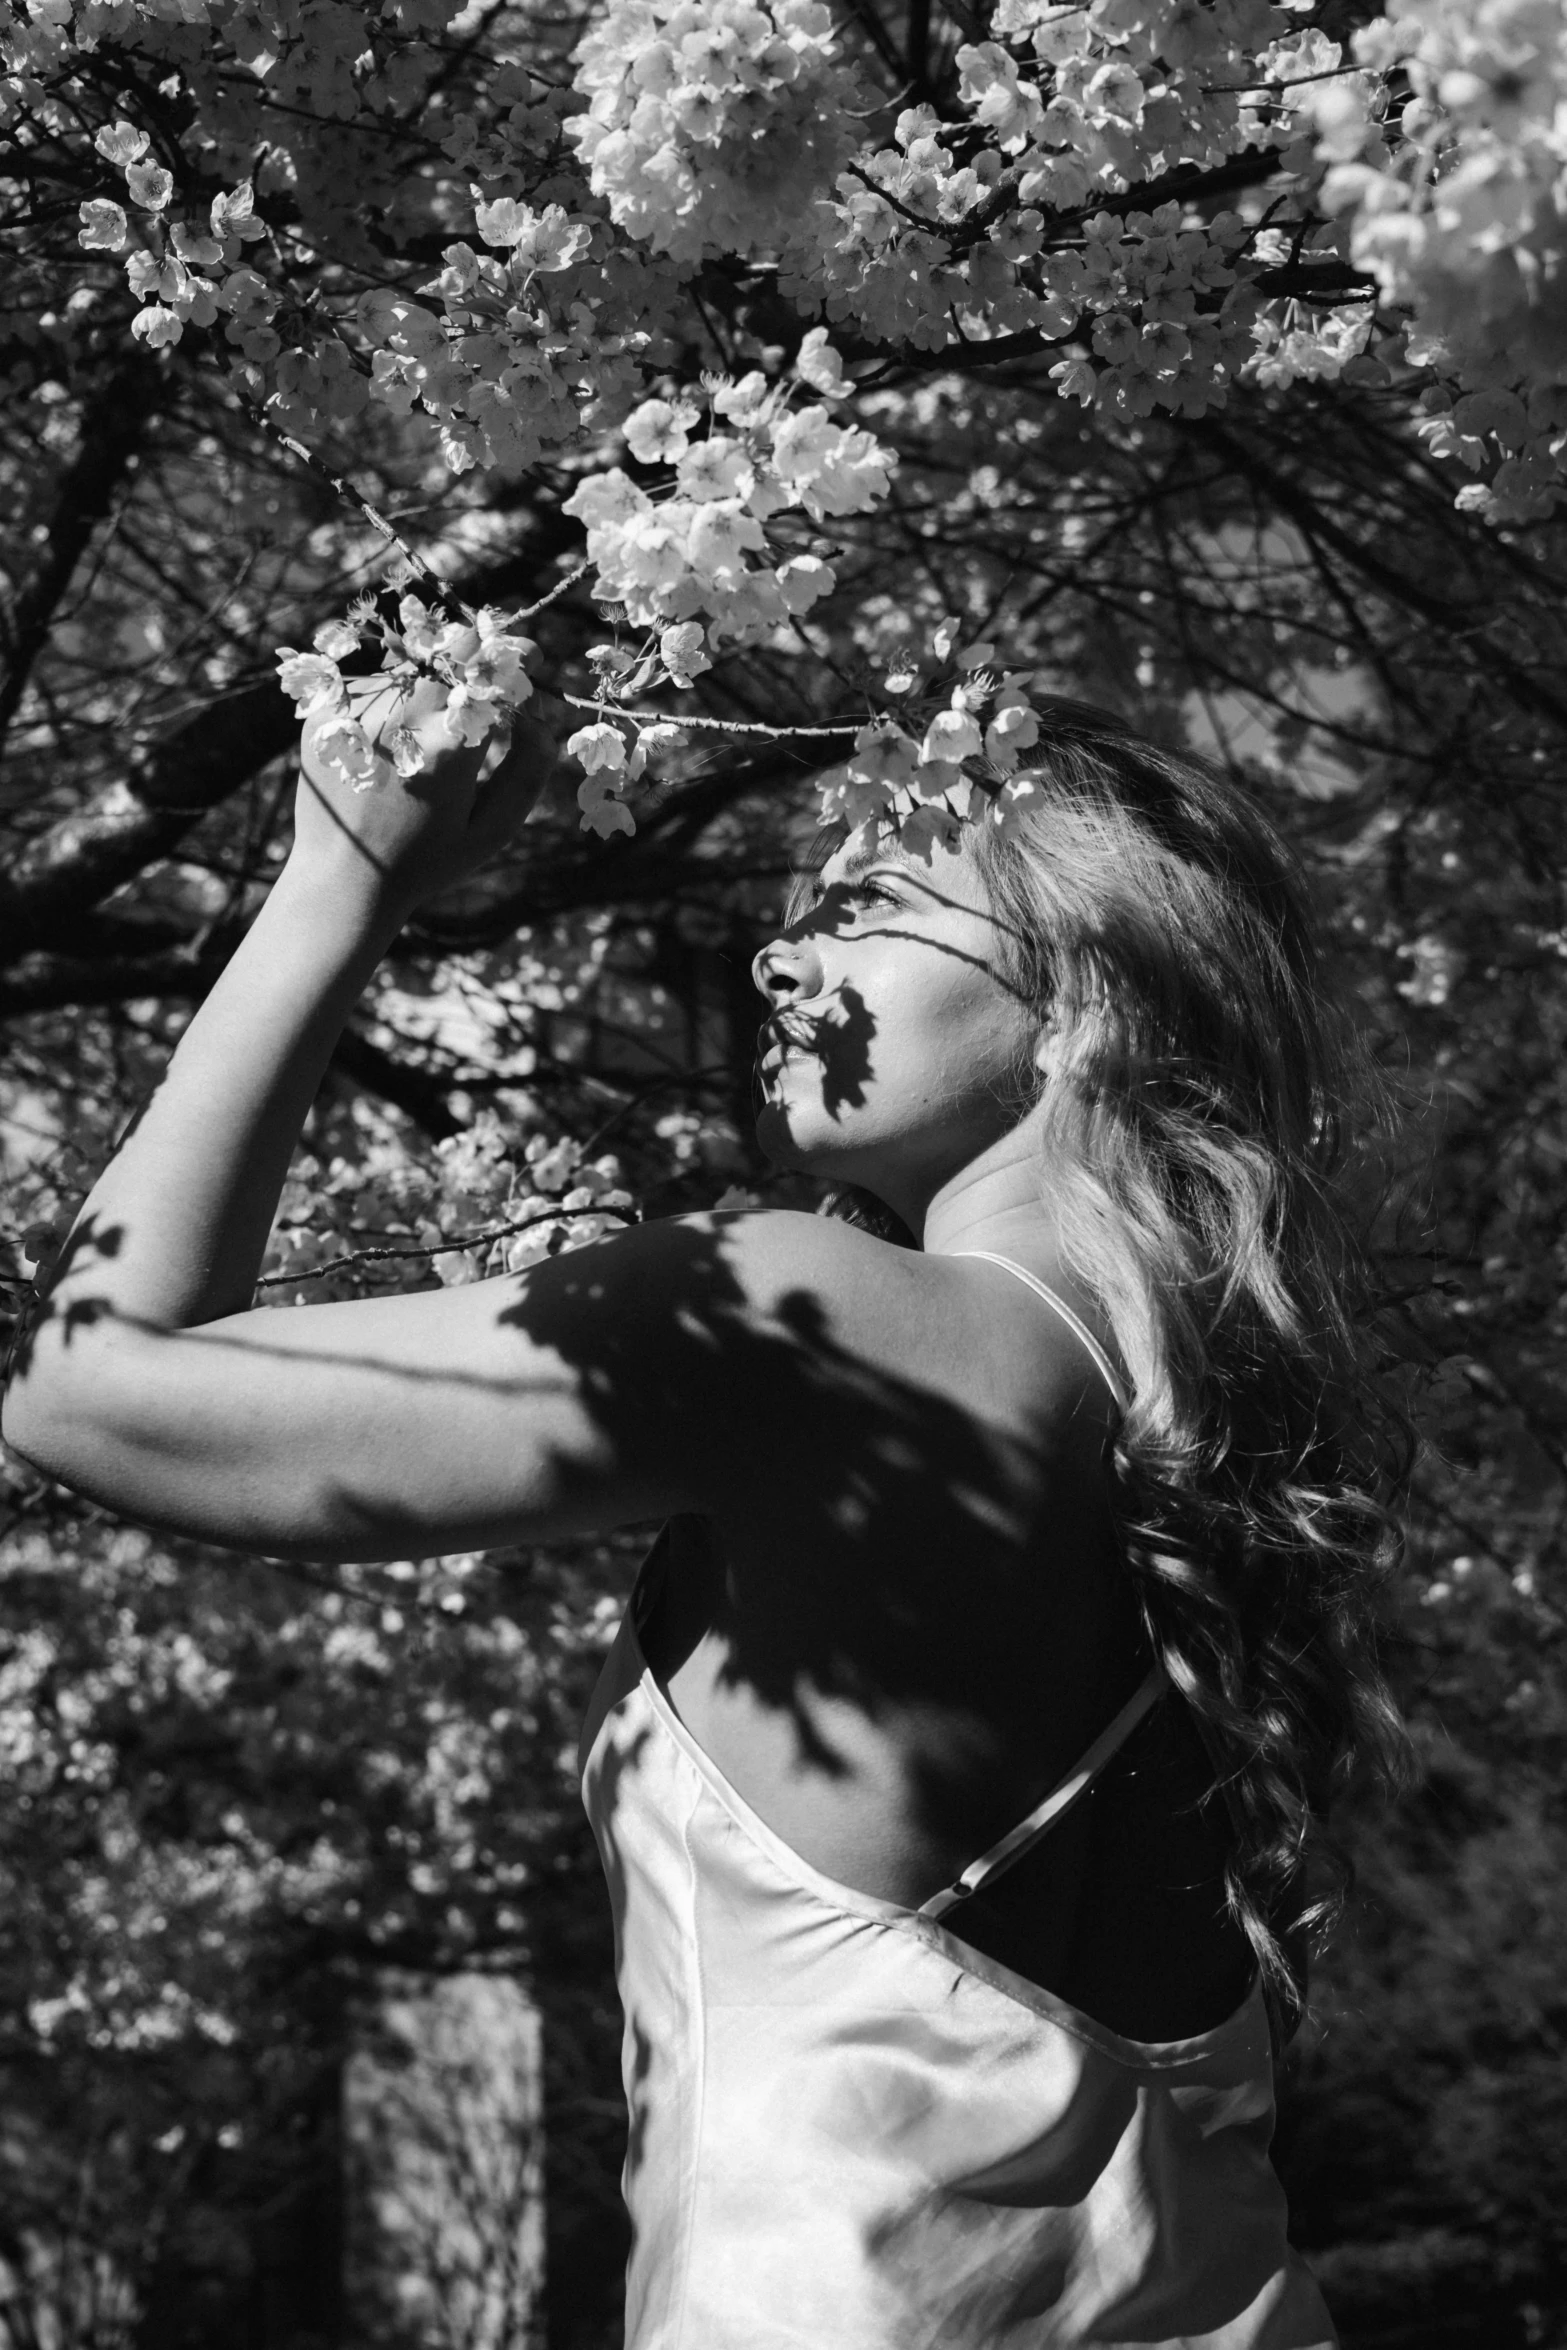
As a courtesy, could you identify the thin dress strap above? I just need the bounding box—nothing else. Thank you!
[920,1251,1150,1924]
[950,1251,1129,1414]
[918,1663,1167,1921]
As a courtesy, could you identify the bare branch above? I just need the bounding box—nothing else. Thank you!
[0,514,588,960]
[0,356,161,752]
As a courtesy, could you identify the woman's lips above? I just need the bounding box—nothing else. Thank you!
[757,1012,817,1074]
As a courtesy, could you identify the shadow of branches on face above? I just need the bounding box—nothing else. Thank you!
[815,980,875,1120]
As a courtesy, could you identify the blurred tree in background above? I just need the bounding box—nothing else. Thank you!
[3,0,1567,2339]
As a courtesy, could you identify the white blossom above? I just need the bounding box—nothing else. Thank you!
[78,199,128,252]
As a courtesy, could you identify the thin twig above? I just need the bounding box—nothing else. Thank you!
[252,402,591,634]
[246,402,469,621]
[560,693,861,738]
[254,1202,635,1292]
[514,562,592,620]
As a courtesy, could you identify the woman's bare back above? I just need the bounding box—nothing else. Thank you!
[634,1249,1254,2044]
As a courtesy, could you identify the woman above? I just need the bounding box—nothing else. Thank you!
[4,684,1405,2348]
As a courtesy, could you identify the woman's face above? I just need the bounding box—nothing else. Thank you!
[752,830,1037,1227]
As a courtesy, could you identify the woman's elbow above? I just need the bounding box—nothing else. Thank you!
[4,1352,73,1480]
[3,1346,334,1558]
[2,1330,150,1499]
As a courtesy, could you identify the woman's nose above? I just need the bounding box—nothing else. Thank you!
[752,936,824,1006]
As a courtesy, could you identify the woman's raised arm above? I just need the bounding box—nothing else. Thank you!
[0,682,775,1559]
[14,679,561,1321]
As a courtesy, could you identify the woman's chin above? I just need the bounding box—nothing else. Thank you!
[753,1099,809,1170]
[753,1098,850,1177]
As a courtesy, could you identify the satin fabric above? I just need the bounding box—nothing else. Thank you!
[579,1600,1338,2350]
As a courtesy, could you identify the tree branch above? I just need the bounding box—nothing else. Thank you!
[0,514,587,962]
[0,679,298,955]
[1192,416,1567,731]
[0,928,472,1141]
[328,1027,466,1140]
[0,354,161,751]
[0,939,227,1018]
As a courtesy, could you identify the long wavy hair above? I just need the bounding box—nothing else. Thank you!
[807,698,1413,2042]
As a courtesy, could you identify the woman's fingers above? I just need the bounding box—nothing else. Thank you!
[294,674,561,907]
[469,701,561,841]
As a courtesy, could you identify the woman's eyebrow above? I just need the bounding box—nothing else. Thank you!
[820,844,875,887]
[837,847,917,887]
[794,845,876,905]
[792,844,922,911]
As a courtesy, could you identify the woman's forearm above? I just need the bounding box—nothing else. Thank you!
[21,847,400,1344]
[2,688,558,1489]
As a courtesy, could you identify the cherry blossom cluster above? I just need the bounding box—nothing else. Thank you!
[562,334,887,639]
[776,1,1325,401]
[415,1118,636,1282]
[71,102,669,458]
[557,334,890,835]
[274,593,540,788]
[1303,0,1567,522]
[260,1112,636,1304]
[812,623,1054,851]
[76,121,276,359]
[26,0,1567,691]
[568,0,863,261]
[566,695,691,840]
[354,205,677,474]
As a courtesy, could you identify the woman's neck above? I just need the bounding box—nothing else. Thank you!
[917,1106,1063,1262]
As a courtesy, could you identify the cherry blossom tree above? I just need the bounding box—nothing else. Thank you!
[9,0,1567,832]
[4,0,1567,2340]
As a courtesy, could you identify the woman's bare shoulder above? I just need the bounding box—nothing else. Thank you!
[644,1207,1111,1441]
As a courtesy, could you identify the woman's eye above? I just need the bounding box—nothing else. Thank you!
[844,881,895,912]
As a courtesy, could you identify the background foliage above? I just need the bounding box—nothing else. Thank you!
[4,0,1567,2340]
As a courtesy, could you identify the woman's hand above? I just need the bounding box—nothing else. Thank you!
[295,671,561,918]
